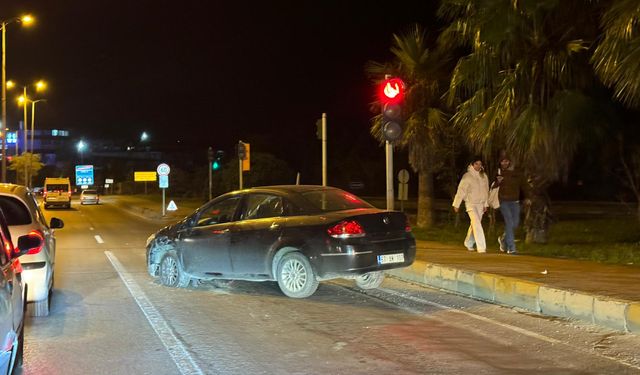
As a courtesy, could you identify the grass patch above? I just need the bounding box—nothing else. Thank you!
[412,217,640,266]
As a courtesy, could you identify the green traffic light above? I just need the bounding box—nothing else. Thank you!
[212,160,220,170]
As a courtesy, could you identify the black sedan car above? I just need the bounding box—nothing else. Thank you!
[146,185,416,298]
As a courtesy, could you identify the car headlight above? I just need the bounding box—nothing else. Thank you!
[145,233,157,247]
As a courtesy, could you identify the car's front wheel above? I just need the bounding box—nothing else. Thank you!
[159,251,191,288]
[276,252,318,298]
[355,271,385,290]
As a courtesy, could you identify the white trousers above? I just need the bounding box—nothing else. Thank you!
[464,204,486,252]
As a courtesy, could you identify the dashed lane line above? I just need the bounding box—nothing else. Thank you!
[104,251,206,375]
[94,235,104,244]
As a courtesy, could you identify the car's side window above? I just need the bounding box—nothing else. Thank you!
[241,194,285,220]
[28,194,48,228]
[196,197,240,226]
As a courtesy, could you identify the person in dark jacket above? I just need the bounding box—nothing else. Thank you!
[495,155,530,254]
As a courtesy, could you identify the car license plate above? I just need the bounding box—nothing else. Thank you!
[377,253,405,265]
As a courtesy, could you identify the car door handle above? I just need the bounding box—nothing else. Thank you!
[269,223,280,230]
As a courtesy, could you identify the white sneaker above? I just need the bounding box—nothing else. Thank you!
[466,247,475,252]
[498,236,506,252]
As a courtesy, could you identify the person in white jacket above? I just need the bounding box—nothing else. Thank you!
[452,157,490,253]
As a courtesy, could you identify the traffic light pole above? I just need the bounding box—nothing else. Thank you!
[238,156,243,190]
[208,161,212,201]
[386,141,394,210]
[322,112,327,186]
[207,146,213,201]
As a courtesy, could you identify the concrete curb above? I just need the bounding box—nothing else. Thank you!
[388,260,639,334]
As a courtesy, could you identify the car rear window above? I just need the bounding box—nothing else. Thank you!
[0,196,32,225]
[83,190,97,194]
[299,189,373,212]
[46,184,68,192]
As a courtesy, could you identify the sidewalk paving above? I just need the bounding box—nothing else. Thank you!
[108,194,640,334]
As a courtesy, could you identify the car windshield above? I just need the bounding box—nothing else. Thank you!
[83,190,97,195]
[299,189,372,212]
[0,196,32,225]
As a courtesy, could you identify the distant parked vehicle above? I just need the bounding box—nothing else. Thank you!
[0,206,45,374]
[43,177,71,209]
[146,185,416,298]
[80,189,99,205]
[0,184,64,316]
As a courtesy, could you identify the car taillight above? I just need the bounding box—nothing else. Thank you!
[21,230,44,255]
[405,218,412,232]
[327,220,365,238]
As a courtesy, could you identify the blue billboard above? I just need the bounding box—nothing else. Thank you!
[75,165,94,186]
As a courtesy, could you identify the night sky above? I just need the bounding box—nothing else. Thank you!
[4,1,436,182]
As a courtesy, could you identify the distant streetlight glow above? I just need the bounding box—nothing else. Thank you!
[77,140,86,163]
[140,131,149,142]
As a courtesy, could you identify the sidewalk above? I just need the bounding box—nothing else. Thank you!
[108,194,640,334]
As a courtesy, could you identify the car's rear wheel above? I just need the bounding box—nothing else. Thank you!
[276,252,318,298]
[355,271,385,290]
[159,251,191,288]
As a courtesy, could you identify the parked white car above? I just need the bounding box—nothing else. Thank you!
[0,184,63,316]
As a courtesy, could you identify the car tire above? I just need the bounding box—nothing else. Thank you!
[355,271,385,290]
[276,252,318,298]
[159,251,191,288]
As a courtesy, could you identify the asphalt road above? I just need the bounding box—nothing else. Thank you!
[15,198,640,374]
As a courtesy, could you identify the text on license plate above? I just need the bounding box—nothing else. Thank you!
[377,253,405,265]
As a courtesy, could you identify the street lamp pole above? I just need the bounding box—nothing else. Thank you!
[1,21,7,183]
[0,15,33,183]
[22,86,27,185]
[30,99,45,153]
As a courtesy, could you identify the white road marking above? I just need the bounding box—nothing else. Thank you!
[94,235,104,244]
[104,251,205,375]
[379,287,640,371]
[380,287,560,343]
[89,227,94,231]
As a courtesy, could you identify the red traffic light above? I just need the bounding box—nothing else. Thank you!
[378,78,405,104]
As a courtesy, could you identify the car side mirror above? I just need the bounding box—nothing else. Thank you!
[50,217,64,229]
[16,233,44,257]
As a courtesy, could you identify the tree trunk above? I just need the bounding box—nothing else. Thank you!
[416,170,435,228]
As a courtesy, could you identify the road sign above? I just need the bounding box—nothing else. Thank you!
[398,169,410,184]
[159,175,169,188]
[75,165,94,186]
[157,163,170,176]
[134,171,157,182]
[167,200,178,211]
[105,178,114,184]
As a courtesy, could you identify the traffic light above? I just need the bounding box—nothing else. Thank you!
[213,150,224,171]
[378,77,406,142]
[237,141,247,160]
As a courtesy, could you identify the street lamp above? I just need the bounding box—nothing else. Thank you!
[140,131,149,142]
[1,14,34,182]
[77,140,86,163]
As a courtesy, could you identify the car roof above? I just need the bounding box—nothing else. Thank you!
[240,185,339,194]
[0,183,30,199]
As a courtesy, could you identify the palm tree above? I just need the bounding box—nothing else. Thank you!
[592,0,640,108]
[366,25,455,228]
[438,0,606,243]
